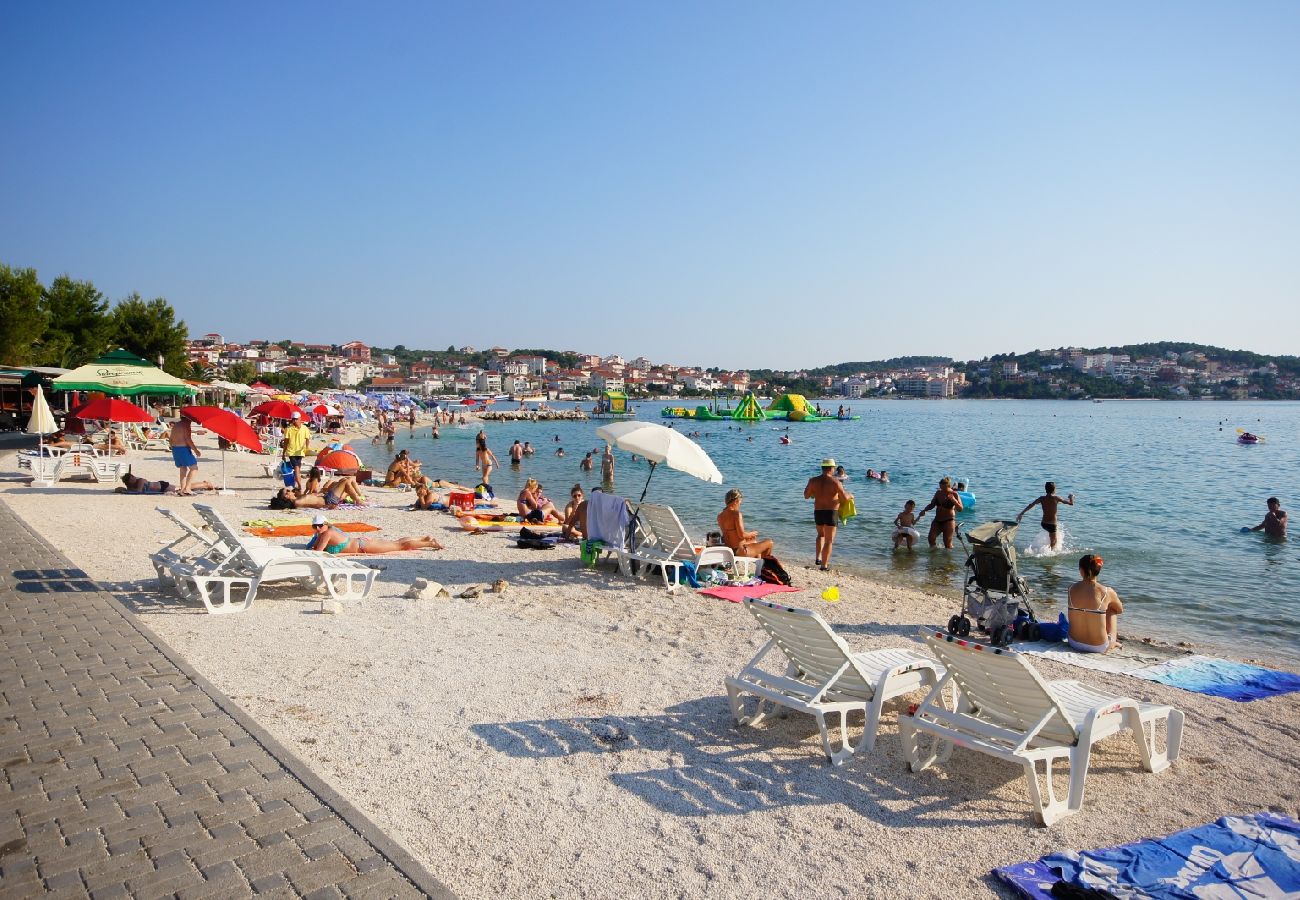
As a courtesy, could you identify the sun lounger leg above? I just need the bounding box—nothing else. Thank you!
[1127,707,1182,774]
[322,568,377,601]
[189,576,257,614]
[1025,752,1071,826]
[815,708,858,767]
[899,718,953,772]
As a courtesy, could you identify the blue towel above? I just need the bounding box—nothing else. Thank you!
[1133,655,1300,702]
[678,560,701,589]
[996,812,1300,899]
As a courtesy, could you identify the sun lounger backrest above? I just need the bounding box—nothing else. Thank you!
[637,504,693,558]
[923,632,1077,745]
[745,599,874,698]
[192,504,261,564]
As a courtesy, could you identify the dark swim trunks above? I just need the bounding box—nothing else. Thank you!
[1042,521,1058,534]
[814,509,840,527]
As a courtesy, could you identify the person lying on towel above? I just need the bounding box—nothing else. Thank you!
[116,472,219,495]
[306,515,443,554]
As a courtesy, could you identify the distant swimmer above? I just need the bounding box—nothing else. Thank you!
[1246,497,1287,539]
[1017,481,1075,551]
[780,436,791,445]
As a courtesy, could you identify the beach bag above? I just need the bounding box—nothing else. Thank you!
[759,555,793,586]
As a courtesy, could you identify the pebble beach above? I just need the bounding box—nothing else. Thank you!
[4,425,1299,899]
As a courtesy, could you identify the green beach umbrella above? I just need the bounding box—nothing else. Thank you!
[52,348,196,397]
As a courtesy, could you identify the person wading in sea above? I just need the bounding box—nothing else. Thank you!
[1017,481,1075,551]
[804,458,851,571]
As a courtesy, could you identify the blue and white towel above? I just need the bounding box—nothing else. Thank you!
[1133,655,1300,702]
[996,812,1300,899]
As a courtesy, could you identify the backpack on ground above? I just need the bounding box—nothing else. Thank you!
[759,555,793,586]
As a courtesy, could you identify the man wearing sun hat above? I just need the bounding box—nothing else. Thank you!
[804,458,852,571]
[281,411,313,488]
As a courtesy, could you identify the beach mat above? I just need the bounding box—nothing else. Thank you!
[1016,639,1184,676]
[244,522,381,537]
[1132,655,1300,702]
[1018,640,1300,701]
[995,811,1300,899]
[698,584,801,604]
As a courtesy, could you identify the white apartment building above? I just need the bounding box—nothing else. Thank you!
[331,364,366,387]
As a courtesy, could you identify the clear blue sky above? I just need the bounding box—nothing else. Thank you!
[3,2,1297,369]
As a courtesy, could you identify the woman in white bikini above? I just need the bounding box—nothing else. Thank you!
[1067,554,1123,653]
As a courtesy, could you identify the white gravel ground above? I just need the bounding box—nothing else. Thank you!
[5,429,1298,899]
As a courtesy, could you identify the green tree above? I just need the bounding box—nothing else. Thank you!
[0,265,48,366]
[37,275,112,367]
[110,293,189,375]
[225,360,256,385]
[186,361,213,382]
[273,371,310,393]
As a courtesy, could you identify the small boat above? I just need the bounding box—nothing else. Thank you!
[1238,433,1262,445]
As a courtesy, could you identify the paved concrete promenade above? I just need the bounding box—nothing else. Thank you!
[0,498,450,898]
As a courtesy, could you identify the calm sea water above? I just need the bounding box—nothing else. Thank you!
[354,400,1298,654]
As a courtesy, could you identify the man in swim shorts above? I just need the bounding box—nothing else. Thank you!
[1248,497,1288,539]
[804,458,851,571]
[1017,481,1075,550]
[168,416,201,495]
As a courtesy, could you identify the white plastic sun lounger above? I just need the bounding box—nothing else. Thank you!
[157,504,378,614]
[623,503,745,591]
[900,630,1184,826]
[150,506,239,591]
[725,598,945,765]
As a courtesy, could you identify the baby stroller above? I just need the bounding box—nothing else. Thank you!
[947,520,1039,647]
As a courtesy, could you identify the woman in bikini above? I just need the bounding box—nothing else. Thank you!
[308,518,443,555]
[516,478,560,522]
[917,477,963,548]
[717,488,774,559]
[270,475,364,510]
[1067,554,1122,653]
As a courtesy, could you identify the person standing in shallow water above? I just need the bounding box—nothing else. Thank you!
[804,458,851,571]
[1017,481,1075,551]
[1247,497,1287,539]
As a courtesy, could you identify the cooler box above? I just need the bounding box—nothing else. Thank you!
[449,491,476,512]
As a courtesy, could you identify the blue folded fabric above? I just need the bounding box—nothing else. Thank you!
[996,812,1300,899]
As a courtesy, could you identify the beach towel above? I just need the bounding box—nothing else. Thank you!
[995,812,1300,900]
[587,492,630,548]
[698,584,801,604]
[244,522,380,538]
[1017,639,1184,676]
[1132,655,1300,702]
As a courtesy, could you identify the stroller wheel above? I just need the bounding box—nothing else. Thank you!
[947,615,963,636]
[1025,622,1041,641]
[958,617,972,637]
[991,625,1013,647]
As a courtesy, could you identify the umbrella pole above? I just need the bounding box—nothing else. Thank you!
[218,448,233,496]
[637,461,657,505]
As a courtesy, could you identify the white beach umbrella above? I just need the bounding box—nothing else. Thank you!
[595,420,722,502]
[25,385,58,457]
[25,385,57,436]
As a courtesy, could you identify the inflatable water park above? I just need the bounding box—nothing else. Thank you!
[660,392,860,423]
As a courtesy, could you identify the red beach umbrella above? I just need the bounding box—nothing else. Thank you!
[251,399,306,420]
[181,406,263,453]
[181,406,263,494]
[71,397,156,424]
[460,398,478,406]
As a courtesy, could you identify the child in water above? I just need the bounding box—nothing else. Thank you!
[892,500,920,550]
